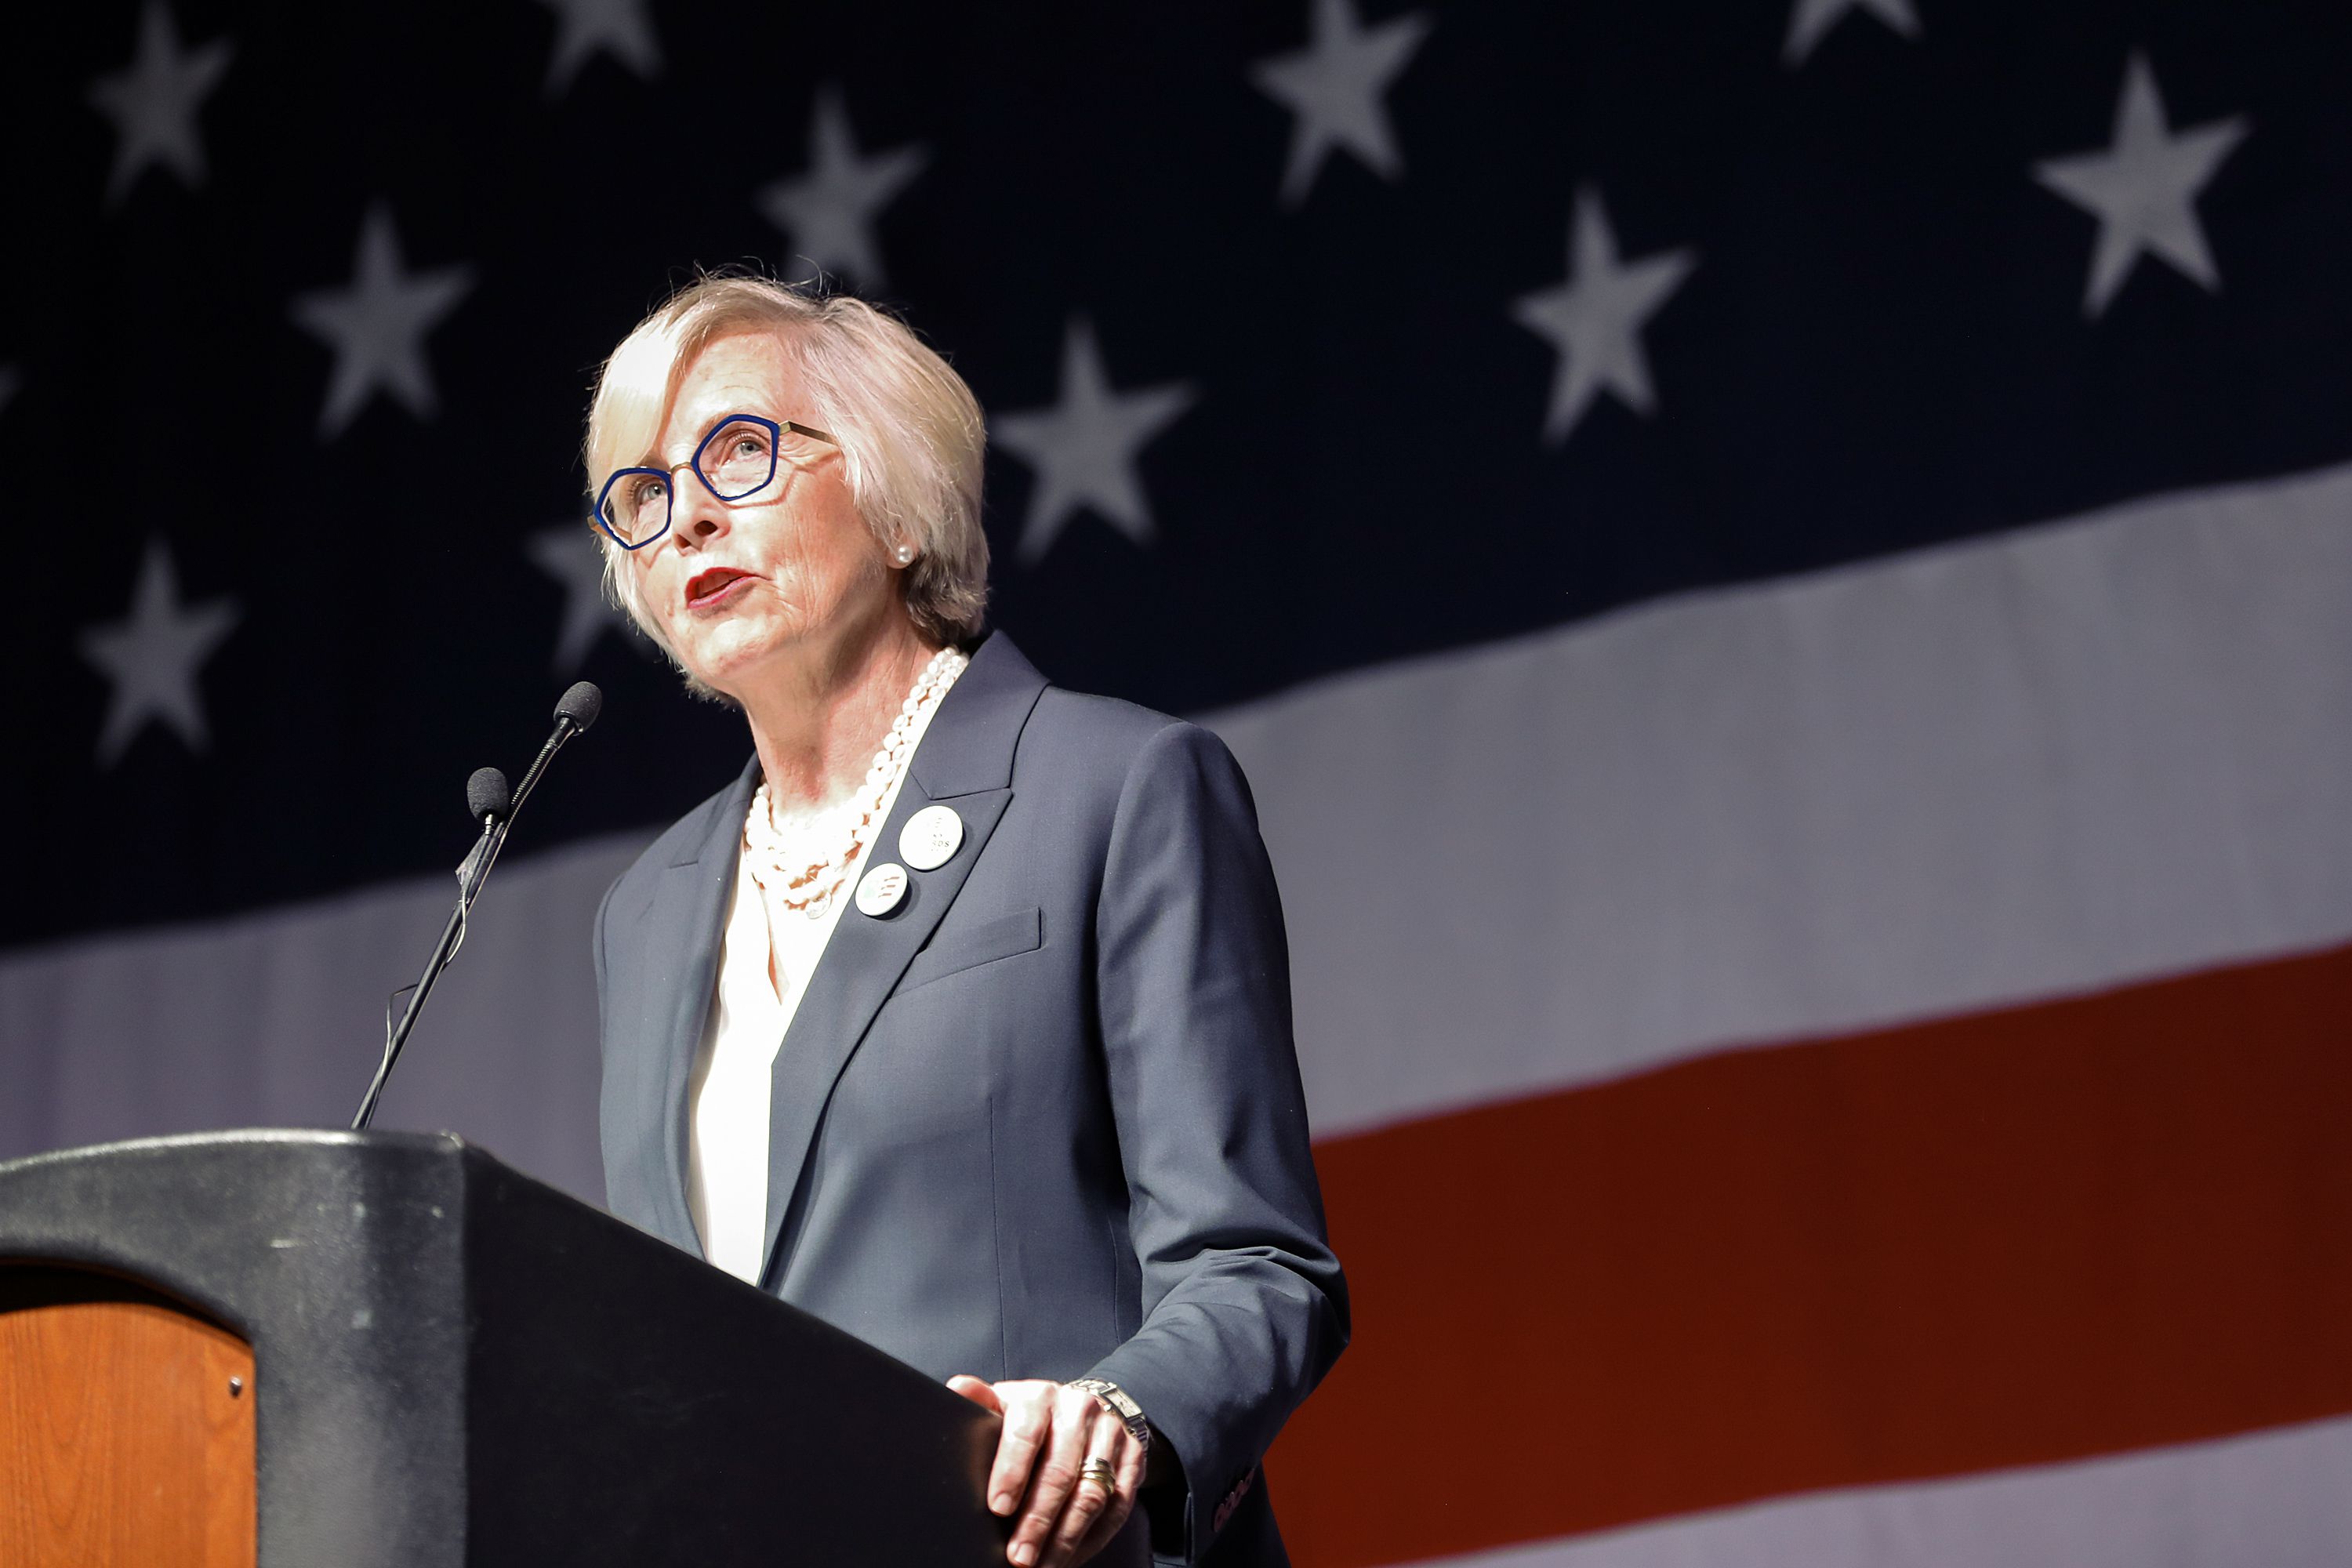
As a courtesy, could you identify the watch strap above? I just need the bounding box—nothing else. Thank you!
[1065,1377,1151,1452]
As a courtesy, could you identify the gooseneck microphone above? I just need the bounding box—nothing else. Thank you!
[514,682,604,818]
[350,682,604,1131]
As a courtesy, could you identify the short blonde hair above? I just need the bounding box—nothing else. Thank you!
[583,276,989,665]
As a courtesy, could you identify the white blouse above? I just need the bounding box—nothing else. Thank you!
[684,667,961,1283]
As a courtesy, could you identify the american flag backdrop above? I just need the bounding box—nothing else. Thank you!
[5,0,2351,1562]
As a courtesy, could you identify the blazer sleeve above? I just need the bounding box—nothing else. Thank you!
[1084,720,1352,1565]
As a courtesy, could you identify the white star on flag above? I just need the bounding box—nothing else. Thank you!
[78,538,241,768]
[1250,0,1432,207]
[757,87,929,289]
[528,525,637,674]
[539,0,662,96]
[290,205,475,438]
[1783,0,1918,67]
[87,1,234,205]
[1512,187,1698,445]
[2034,53,2249,319]
[994,319,1196,565]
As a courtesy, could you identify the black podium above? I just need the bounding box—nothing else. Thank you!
[0,1131,1007,1566]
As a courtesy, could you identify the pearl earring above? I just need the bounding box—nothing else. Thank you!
[894,545,915,564]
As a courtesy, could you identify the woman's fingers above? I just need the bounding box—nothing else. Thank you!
[1069,1432,1146,1565]
[948,1374,1004,1414]
[1007,1388,1096,1567]
[960,1379,1142,1567]
[988,1384,1056,1519]
[1046,1414,1133,1568]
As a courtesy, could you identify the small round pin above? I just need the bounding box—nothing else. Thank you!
[899,804,966,872]
[855,862,910,917]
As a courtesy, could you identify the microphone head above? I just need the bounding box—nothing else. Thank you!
[555,681,604,733]
[466,766,512,822]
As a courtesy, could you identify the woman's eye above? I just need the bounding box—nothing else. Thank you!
[733,434,768,458]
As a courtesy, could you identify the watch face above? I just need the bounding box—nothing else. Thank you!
[1073,1379,1148,1438]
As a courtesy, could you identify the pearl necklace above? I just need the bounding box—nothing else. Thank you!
[742,645,968,920]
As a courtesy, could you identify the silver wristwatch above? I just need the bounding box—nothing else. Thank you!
[1065,1377,1151,1452]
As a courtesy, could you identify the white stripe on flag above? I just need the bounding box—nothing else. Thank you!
[1397,1416,2352,1568]
[1208,461,2352,1137]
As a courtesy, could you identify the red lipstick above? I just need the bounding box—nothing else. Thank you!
[684,568,753,609]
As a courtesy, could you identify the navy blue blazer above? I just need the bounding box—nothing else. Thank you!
[593,633,1349,1566]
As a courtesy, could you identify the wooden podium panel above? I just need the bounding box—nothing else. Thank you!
[0,1266,256,1568]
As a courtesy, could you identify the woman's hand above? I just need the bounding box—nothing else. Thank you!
[948,1375,1145,1568]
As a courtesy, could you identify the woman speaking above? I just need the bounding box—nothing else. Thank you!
[585,277,1348,1568]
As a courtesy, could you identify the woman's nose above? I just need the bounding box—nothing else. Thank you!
[673,466,726,543]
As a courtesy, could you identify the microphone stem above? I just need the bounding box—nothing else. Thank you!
[507,719,576,816]
[352,899,464,1131]
[459,718,572,908]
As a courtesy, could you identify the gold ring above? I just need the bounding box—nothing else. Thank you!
[1080,1457,1117,1492]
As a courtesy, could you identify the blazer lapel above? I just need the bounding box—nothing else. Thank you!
[636,754,760,1258]
[757,634,1050,1284]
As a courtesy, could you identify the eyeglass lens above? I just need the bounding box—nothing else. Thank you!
[599,418,782,544]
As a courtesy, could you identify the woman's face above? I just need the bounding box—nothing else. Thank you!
[624,332,894,696]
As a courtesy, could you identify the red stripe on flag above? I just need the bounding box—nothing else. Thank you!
[1270,941,2352,1566]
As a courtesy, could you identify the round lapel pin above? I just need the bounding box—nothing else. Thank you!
[855,862,909,917]
[898,804,966,872]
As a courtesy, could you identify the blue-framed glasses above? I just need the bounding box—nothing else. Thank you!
[592,413,839,550]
